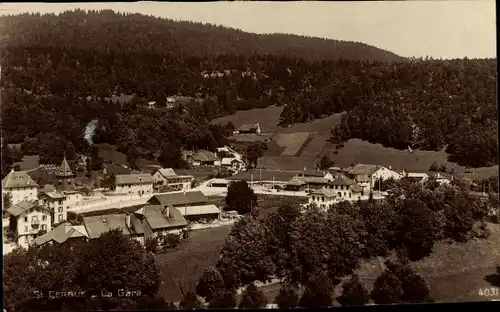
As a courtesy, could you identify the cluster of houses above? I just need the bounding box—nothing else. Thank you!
[181,146,246,172]
[2,153,226,249]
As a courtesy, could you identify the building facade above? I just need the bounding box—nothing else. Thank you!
[2,169,39,206]
[115,173,154,195]
[307,189,338,211]
[7,201,52,248]
[152,168,194,191]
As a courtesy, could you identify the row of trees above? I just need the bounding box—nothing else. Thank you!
[193,177,491,307]
[3,230,172,311]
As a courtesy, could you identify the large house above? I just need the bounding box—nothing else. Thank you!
[221,158,245,172]
[307,189,338,211]
[34,222,89,246]
[152,168,194,191]
[38,190,83,224]
[2,169,38,205]
[7,200,52,248]
[234,123,261,135]
[324,175,363,200]
[402,171,429,185]
[115,173,153,195]
[131,205,188,241]
[347,164,402,193]
[148,191,221,222]
[184,150,220,167]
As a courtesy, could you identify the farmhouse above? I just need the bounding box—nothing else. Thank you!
[7,200,52,248]
[347,164,401,193]
[152,168,194,191]
[234,123,261,134]
[132,205,188,241]
[83,214,133,240]
[217,145,243,161]
[33,222,89,246]
[295,176,330,190]
[307,189,338,211]
[324,175,363,199]
[184,150,220,166]
[432,172,452,185]
[2,169,38,205]
[221,157,245,172]
[115,173,153,195]
[284,177,307,192]
[147,191,221,222]
[402,171,429,185]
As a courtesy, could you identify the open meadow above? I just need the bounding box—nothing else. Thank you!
[211,106,497,179]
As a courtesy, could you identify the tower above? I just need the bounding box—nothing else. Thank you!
[56,154,75,191]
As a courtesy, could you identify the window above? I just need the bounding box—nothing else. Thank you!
[41,224,46,230]
[338,192,342,197]
[24,226,28,232]
[322,196,325,202]
[31,216,38,222]
[58,207,63,213]
[58,214,63,222]
[25,236,29,243]
[42,215,47,221]
[58,200,63,205]
[24,217,28,222]
[312,196,315,201]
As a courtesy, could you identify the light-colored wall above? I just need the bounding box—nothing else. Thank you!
[115,183,153,195]
[324,184,353,199]
[3,187,38,206]
[308,195,337,208]
[371,167,402,187]
[16,209,52,248]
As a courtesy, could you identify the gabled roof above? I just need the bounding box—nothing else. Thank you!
[405,172,429,179]
[179,204,221,216]
[297,176,330,184]
[39,191,67,200]
[354,174,371,183]
[83,214,131,239]
[189,150,218,162]
[148,191,207,207]
[2,170,38,189]
[7,201,50,217]
[351,184,363,193]
[56,156,74,177]
[237,123,260,132]
[115,173,153,185]
[287,177,307,186]
[329,175,356,186]
[34,223,89,246]
[139,205,187,230]
[156,168,177,178]
[301,170,328,177]
[348,164,382,176]
[42,184,57,193]
[309,188,337,198]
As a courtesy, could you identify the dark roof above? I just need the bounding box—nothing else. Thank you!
[148,191,207,207]
[135,205,187,230]
[329,175,356,186]
[115,173,153,185]
[189,150,218,162]
[83,214,131,239]
[228,169,298,182]
[2,170,38,189]
[34,223,88,246]
[301,169,328,177]
[309,188,337,198]
[7,201,50,217]
[56,156,74,177]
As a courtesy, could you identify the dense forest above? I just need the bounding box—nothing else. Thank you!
[0,10,497,176]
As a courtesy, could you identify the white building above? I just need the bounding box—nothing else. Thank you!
[38,190,83,224]
[347,164,402,193]
[221,158,245,172]
[152,168,194,191]
[324,175,363,200]
[307,188,338,211]
[115,173,153,195]
[434,173,451,185]
[2,169,38,206]
[402,171,429,185]
[7,200,52,248]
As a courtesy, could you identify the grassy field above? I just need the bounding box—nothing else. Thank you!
[211,106,497,180]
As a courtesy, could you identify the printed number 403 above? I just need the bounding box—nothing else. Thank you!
[478,288,499,297]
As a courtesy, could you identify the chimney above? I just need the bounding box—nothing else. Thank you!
[102,217,108,224]
[126,214,131,229]
[389,165,392,170]
[163,205,170,218]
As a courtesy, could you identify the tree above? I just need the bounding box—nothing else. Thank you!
[127,146,139,169]
[90,146,103,171]
[144,237,159,254]
[196,266,225,300]
[225,180,258,215]
[246,142,267,169]
[3,192,13,211]
[318,155,334,170]
[429,161,439,171]
[100,173,116,190]
[208,289,238,309]
[158,141,185,169]
[238,283,268,309]
[371,270,403,304]
[337,274,370,306]
[179,291,203,310]
[299,270,334,308]
[65,142,77,160]
[275,283,299,309]
[1,142,14,178]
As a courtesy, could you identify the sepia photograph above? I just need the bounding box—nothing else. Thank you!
[0,0,498,310]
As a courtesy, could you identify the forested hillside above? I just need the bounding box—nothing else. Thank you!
[0,10,496,177]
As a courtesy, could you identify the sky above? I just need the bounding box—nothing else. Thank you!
[0,1,496,59]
